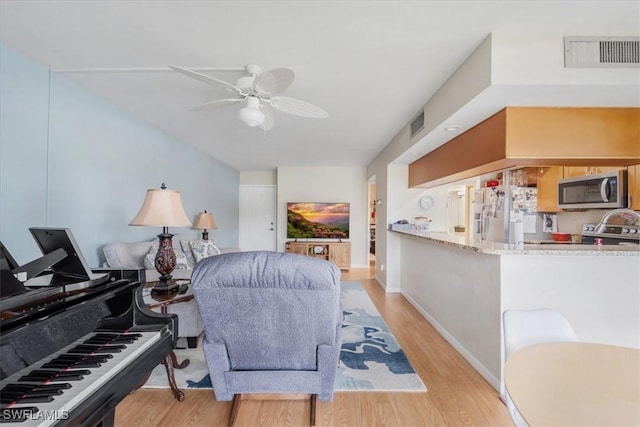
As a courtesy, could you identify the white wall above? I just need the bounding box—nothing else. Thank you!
[367,36,494,290]
[276,166,368,268]
[240,170,277,185]
[501,255,640,349]
[491,32,640,88]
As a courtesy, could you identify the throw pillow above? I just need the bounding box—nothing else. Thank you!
[179,240,196,269]
[189,240,221,263]
[143,244,190,270]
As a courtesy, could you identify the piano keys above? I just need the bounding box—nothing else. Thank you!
[1,330,162,426]
[0,271,177,426]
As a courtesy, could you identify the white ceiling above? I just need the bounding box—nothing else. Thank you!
[1,1,638,171]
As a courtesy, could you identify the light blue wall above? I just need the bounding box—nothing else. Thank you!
[0,45,239,267]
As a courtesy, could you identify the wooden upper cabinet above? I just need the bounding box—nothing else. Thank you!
[629,164,640,211]
[563,166,626,178]
[409,107,640,189]
[505,108,640,159]
[536,167,564,212]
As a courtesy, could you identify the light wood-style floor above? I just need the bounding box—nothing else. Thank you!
[115,268,513,426]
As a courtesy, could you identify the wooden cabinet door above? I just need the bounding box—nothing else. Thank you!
[537,167,564,212]
[563,167,590,178]
[285,243,307,256]
[628,164,640,211]
[594,166,625,175]
[564,166,624,178]
[329,243,351,269]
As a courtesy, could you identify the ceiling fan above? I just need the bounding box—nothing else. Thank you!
[169,64,328,130]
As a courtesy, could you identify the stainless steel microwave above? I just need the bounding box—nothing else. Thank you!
[558,170,627,209]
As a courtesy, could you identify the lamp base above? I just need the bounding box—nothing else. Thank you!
[201,230,209,240]
[155,231,176,282]
[150,279,180,294]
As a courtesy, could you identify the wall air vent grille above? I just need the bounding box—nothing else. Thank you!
[411,112,425,138]
[564,36,639,68]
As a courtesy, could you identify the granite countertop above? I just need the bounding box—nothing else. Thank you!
[389,229,640,256]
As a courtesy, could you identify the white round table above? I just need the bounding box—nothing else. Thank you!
[504,342,640,426]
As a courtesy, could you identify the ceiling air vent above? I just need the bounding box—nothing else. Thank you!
[564,36,639,68]
[411,112,425,137]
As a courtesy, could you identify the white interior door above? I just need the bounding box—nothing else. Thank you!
[239,185,276,252]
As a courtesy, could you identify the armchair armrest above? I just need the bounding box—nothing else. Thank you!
[202,339,233,401]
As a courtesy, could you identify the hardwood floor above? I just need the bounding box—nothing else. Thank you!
[115,268,513,426]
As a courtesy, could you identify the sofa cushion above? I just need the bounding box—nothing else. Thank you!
[189,240,221,262]
[179,240,197,268]
[103,240,155,269]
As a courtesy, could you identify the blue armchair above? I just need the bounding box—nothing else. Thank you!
[191,251,343,426]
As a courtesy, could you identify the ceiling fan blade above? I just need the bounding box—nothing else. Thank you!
[270,96,328,118]
[169,65,240,92]
[255,68,295,95]
[259,106,275,131]
[189,98,243,112]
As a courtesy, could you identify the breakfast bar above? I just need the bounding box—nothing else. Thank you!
[389,229,640,392]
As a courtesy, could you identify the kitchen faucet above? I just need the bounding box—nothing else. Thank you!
[595,209,640,233]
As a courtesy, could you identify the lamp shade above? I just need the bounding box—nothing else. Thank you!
[193,211,217,230]
[129,187,192,227]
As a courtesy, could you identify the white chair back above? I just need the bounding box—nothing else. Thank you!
[503,309,578,358]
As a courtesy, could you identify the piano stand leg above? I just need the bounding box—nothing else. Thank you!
[169,350,190,369]
[162,351,188,402]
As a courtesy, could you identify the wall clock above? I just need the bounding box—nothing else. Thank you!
[419,195,434,210]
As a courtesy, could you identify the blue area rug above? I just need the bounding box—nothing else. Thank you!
[335,281,426,391]
[143,281,426,392]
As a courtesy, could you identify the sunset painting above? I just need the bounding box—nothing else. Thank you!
[287,202,350,239]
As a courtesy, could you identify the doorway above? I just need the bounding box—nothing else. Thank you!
[239,185,276,251]
[368,180,376,267]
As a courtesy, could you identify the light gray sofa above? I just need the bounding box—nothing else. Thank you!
[102,234,239,348]
[191,251,342,425]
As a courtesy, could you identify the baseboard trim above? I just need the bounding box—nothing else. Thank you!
[400,291,501,391]
[373,275,401,293]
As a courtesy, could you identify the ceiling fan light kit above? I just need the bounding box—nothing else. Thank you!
[169,64,328,130]
[239,96,265,127]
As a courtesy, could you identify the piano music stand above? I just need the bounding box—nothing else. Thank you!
[0,241,25,298]
[27,227,107,289]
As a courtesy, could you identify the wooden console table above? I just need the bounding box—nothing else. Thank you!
[285,241,351,269]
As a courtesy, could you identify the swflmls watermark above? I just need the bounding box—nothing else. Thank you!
[1,408,69,422]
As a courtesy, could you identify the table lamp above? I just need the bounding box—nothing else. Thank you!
[193,210,217,240]
[130,183,191,293]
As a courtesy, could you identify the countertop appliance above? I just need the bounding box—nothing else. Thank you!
[558,170,627,210]
[581,208,640,245]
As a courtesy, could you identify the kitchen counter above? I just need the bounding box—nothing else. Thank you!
[389,227,640,393]
[389,229,639,256]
